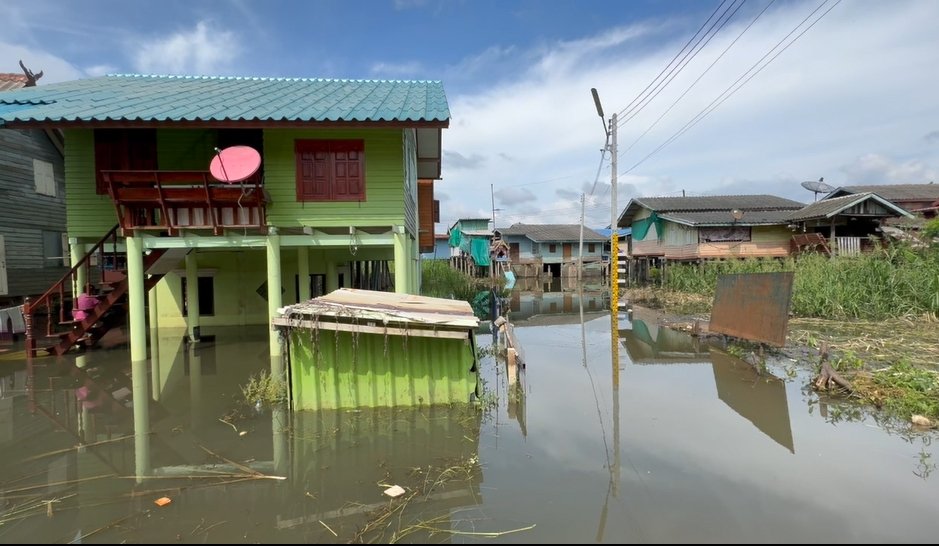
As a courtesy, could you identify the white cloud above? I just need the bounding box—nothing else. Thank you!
[394,0,429,9]
[370,60,424,78]
[133,21,240,76]
[841,153,938,185]
[84,64,117,77]
[437,0,939,227]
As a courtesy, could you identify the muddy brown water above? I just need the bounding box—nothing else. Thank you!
[0,291,937,543]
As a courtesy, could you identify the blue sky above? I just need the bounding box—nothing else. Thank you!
[5,0,939,229]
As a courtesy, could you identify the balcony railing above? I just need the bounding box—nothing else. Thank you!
[102,170,269,235]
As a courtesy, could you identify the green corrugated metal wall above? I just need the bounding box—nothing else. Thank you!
[287,328,479,410]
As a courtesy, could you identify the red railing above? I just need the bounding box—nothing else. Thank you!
[102,170,268,235]
[24,225,123,355]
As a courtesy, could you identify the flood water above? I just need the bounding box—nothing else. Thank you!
[1,285,938,543]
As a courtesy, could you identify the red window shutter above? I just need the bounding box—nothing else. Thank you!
[295,139,364,201]
[94,129,157,194]
[331,141,364,200]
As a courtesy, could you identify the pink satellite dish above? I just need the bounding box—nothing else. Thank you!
[210,146,261,183]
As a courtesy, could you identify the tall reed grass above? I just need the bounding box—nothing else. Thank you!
[664,246,939,320]
[421,260,485,302]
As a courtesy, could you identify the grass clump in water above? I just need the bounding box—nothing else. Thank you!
[852,362,939,422]
[241,370,287,407]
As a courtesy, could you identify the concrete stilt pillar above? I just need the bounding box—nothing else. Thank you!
[326,260,338,293]
[127,235,151,481]
[394,227,408,294]
[266,229,284,376]
[70,239,86,295]
[297,246,310,302]
[185,251,200,342]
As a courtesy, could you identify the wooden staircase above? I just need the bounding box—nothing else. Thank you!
[791,232,832,257]
[24,226,189,356]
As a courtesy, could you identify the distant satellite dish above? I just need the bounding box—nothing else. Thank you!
[210,146,261,183]
[801,177,834,201]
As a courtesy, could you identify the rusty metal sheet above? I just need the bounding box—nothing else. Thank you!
[709,272,794,347]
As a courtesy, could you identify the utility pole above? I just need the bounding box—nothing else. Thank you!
[610,112,618,314]
[592,88,619,307]
[491,183,496,229]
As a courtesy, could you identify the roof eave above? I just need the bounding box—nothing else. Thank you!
[1,118,450,130]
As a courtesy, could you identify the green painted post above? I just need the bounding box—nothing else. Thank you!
[185,251,200,342]
[394,228,408,294]
[326,260,338,293]
[127,235,151,481]
[127,235,147,363]
[133,355,151,481]
[298,246,310,302]
[69,238,86,294]
[266,229,284,369]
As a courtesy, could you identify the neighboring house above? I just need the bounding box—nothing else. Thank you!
[617,195,805,261]
[0,73,449,360]
[419,233,450,260]
[0,72,67,321]
[499,223,607,277]
[824,184,939,219]
[593,227,631,259]
[448,218,492,276]
[616,193,912,263]
[787,192,913,255]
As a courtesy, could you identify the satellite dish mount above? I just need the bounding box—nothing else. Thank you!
[800,177,834,202]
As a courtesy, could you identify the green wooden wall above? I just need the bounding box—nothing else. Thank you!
[64,127,412,238]
[264,128,407,229]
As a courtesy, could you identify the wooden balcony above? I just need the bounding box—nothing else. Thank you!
[102,170,269,236]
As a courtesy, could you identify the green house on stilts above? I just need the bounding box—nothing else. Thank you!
[0,73,455,404]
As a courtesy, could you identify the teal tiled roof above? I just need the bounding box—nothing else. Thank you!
[0,74,450,125]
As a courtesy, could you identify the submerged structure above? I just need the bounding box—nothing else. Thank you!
[273,288,479,410]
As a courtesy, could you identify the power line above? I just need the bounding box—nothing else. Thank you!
[615,0,731,120]
[622,0,843,176]
[588,148,609,196]
[618,0,777,161]
[617,0,747,128]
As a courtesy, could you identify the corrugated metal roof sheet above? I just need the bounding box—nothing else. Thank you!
[0,74,450,125]
[659,210,795,226]
[0,73,28,92]
[500,223,607,242]
[788,192,912,221]
[634,195,804,212]
[829,184,939,201]
[618,194,805,227]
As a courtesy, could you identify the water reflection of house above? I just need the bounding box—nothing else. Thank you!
[508,286,606,322]
[619,317,794,453]
[1,327,484,542]
[280,405,483,538]
[499,223,607,278]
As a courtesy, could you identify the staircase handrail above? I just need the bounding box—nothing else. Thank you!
[24,224,121,315]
